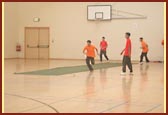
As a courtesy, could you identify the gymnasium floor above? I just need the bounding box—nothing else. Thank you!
[4,59,164,113]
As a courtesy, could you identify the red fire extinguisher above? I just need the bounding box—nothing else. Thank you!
[16,43,21,52]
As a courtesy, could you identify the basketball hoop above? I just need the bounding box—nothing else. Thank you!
[95,18,102,23]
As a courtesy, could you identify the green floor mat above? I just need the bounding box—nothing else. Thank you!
[15,62,122,76]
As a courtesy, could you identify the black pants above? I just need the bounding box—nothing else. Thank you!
[122,56,133,72]
[86,57,95,71]
[100,50,109,61]
[140,52,149,62]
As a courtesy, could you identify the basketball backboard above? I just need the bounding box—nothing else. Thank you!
[87,5,112,21]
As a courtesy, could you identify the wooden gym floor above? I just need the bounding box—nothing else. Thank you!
[4,59,164,113]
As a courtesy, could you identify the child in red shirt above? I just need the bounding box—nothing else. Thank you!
[120,32,133,75]
[100,37,109,62]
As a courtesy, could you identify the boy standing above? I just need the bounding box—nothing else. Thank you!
[139,37,150,64]
[120,32,133,75]
[83,40,98,71]
[100,37,109,62]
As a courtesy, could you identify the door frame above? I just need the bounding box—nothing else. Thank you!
[24,27,50,59]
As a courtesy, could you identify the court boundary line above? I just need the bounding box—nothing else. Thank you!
[144,104,162,113]
[6,81,125,113]
[100,101,129,113]
[5,93,59,113]
[17,94,84,113]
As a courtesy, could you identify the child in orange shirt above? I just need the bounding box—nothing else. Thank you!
[83,40,98,71]
[139,37,150,64]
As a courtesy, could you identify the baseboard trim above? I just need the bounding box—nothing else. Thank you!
[4,58,163,63]
[4,58,19,60]
[50,58,85,61]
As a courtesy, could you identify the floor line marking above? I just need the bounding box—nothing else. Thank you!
[5,93,59,113]
[144,104,161,113]
[100,101,129,113]
[5,83,125,113]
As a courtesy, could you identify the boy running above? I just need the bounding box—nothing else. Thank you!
[139,37,150,64]
[83,40,98,72]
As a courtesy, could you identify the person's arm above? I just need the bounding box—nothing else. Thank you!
[128,40,131,57]
[128,46,131,57]
[140,46,144,49]
[95,47,99,55]
[121,39,129,55]
[120,48,125,55]
[140,42,145,49]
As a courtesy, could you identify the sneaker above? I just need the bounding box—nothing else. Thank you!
[120,72,126,76]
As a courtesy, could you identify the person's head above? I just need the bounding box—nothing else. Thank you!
[87,40,91,46]
[102,37,105,41]
[139,37,143,42]
[125,32,131,38]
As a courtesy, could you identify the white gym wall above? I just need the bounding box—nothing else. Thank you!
[4,3,19,58]
[4,2,164,61]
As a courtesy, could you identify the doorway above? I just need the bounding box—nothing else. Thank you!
[25,27,49,59]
